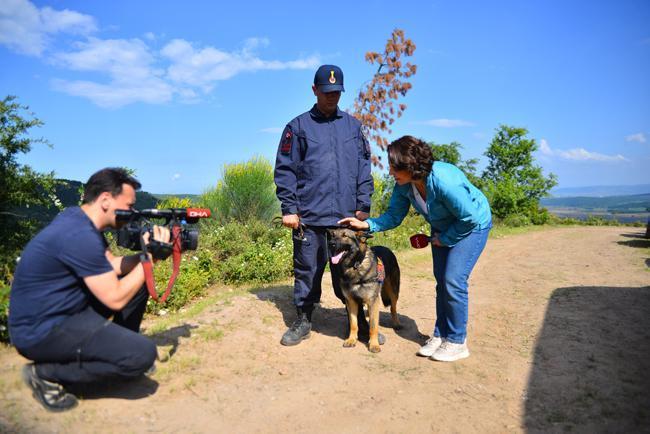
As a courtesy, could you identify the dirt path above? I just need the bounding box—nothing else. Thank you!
[2,226,649,433]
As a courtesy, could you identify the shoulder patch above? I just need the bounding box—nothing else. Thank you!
[280,129,292,154]
[280,128,293,154]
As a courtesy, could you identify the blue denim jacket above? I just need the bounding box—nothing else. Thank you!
[367,161,492,246]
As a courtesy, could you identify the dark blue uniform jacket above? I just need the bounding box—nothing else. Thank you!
[274,105,374,226]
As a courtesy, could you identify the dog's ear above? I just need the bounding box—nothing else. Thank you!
[355,231,373,241]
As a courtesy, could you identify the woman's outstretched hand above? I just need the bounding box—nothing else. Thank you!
[337,217,370,230]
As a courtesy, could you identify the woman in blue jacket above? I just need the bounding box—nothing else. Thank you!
[338,136,492,362]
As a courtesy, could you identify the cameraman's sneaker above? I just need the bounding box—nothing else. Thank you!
[22,364,78,412]
[430,341,470,362]
[417,335,443,357]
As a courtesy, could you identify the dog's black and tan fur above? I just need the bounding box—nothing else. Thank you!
[328,228,401,353]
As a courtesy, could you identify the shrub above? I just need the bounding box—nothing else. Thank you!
[369,214,429,250]
[156,196,194,209]
[502,214,531,227]
[147,247,217,314]
[584,216,619,226]
[200,156,279,224]
[217,228,293,285]
[0,284,9,342]
[371,173,395,216]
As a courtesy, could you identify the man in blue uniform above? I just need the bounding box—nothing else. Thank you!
[274,64,375,346]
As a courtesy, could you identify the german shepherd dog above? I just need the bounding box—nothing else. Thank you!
[327,228,401,353]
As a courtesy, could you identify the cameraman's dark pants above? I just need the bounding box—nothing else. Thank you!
[17,287,157,385]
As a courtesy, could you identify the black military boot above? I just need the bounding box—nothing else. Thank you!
[281,305,313,346]
[351,304,386,345]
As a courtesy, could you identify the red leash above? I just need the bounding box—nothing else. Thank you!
[141,225,182,303]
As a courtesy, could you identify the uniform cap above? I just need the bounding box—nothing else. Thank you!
[313,64,344,93]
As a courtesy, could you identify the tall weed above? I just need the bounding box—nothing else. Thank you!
[201,156,279,224]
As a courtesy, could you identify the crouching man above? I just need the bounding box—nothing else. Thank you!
[9,167,170,412]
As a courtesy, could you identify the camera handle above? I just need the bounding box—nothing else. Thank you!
[140,224,183,303]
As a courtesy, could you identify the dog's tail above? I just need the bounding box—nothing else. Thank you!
[371,245,400,307]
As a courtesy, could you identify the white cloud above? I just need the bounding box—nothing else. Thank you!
[52,36,318,107]
[417,118,475,127]
[161,38,319,92]
[52,37,173,108]
[260,127,283,134]
[172,173,181,181]
[3,1,319,108]
[539,138,628,162]
[625,133,646,143]
[0,0,96,56]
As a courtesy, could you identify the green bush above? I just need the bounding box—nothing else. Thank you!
[200,156,279,224]
[156,196,194,209]
[369,214,429,250]
[371,173,395,217]
[217,234,293,285]
[0,285,9,342]
[584,215,620,226]
[147,247,217,314]
[502,214,531,227]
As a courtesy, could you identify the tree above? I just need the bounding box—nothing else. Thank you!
[481,125,557,221]
[0,96,57,284]
[352,29,417,167]
[428,141,481,186]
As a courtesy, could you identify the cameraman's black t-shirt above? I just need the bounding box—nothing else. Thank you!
[8,207,113,349]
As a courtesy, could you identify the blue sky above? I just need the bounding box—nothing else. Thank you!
[1,0,649,194]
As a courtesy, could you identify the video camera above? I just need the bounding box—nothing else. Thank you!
[115,208,211,259]
[115,208,211,303]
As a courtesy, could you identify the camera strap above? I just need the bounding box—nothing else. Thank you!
[141,225,183,303]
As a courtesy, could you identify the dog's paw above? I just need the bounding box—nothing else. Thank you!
[343,338,357,347]
[368,344,381,353]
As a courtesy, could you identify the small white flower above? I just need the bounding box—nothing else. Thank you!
[158,309,167,316]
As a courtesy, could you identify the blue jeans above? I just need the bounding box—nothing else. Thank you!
[432,227,490,344]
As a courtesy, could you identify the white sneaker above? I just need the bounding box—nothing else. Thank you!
[430,341,470,362]
[417,335,443,357]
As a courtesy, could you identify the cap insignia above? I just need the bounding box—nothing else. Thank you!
[329,70,336,84]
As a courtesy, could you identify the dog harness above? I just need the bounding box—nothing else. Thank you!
[376,257,385,284]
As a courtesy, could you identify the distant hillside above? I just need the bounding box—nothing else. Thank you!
[540,193,650,213]
[541,193,650,223]
[54,179,159,210]
[550,184,650,197]
[21,179,160,224]
[155,193,200,203]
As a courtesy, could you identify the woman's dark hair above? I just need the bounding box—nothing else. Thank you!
[82,167,141,204]
[387,135,435,180]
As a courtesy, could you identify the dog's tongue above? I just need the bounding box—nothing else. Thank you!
[331,251,345,264]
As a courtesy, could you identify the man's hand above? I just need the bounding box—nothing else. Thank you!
[142,225,171,262]
[282,214,300,230]
[337,217,370,230]
[355,211,369,221]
